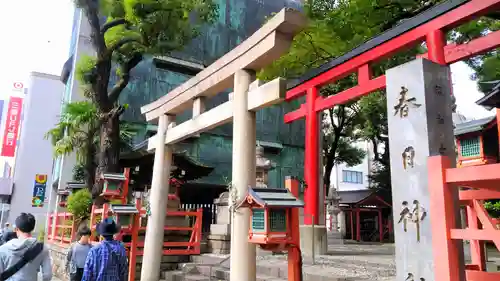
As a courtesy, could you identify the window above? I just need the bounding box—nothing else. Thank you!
[460,137,480,157]
[342,170,363,184]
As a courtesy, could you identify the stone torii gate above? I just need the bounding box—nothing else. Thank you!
[139,9,305,281]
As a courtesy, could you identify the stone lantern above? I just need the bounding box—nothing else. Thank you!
[326,186,341,230]
[255,145,276,188]
[326,185,343,244]
[208,145,277,254]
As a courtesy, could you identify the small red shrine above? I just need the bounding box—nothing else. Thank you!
[454,115,498,167]
[338,189,392,242]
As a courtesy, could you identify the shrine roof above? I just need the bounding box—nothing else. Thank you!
[476,81,500,110]
[247,187,304,208]
[66,182,86,190]
[119,139,214,181]
[338,189,391,208]
[454,116,496,136]
[109,204,139,214]
[338,190,373,204]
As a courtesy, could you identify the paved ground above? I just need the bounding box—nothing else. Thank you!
[37,273,62,281]
[257,242,396,281]
[255,241,500,281]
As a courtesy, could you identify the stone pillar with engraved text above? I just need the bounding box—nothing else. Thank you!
[386,58,465,281]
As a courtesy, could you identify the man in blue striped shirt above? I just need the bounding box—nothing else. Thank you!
[82,218,128,281]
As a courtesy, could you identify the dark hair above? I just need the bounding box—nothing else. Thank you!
[4,231,17,242]
[77,226,91,237]
[14,213,36,233]
[102,235,114,241]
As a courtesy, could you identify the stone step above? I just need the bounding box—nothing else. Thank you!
[136,255,190,264]
[162,264,286,281]
[190,253,395,281]
[327,232,344,244]
[161,270,211,281]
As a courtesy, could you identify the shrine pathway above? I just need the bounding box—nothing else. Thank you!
[38,273,63,281]
[255,241,500,281]
[258,242,397,281]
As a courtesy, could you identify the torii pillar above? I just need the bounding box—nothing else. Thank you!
[230,69,257,281]
[299,87,327,256]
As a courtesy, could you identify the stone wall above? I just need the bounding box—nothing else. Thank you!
[48,243,70,281]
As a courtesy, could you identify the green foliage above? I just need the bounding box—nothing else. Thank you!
[451,17,500,92]
[75,55,98,84]
[484,200,500,218]
[45,101,98,162]
[75,0,217,88]
[67,189,93,220]
[72,163,86,182]
[47,100,137,189]
[69,0,217,198]
[261,0,500,192]
[261,0,430,192]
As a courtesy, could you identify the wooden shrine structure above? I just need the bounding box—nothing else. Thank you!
[454,116,498,167]
[47,148,214,281]
[338,190,392,242]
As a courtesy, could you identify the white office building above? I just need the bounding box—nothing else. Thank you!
[7,72,64,229]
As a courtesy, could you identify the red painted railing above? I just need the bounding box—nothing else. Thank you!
[429,156,500,281]
[47,204,202,281]
[47,212,77,246]
[127,207,202,281]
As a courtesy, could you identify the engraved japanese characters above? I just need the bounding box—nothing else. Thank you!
[394,86,421,118]
[402,146,416,170]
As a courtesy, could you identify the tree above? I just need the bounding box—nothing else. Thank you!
[261,0,500,193]
[321,97,366,191]
[46,101,99,188]
[71,0,217,199]
[451,18,500,92]
[46,101,136,190]
[260,0,441,193]
[67,189,93,221]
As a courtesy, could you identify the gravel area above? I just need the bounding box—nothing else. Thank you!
[203,242,397,280]
[255,242,396,281]
[193,242,500,281]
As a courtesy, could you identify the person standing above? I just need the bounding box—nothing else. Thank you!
[2,223,11,234]
[0,223,11,246]
[0,213,52,281]
[82,218,128,281]
[66,226,93,281]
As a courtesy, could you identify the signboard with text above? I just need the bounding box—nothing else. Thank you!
[1,97,23,157]
[32,174,47,207]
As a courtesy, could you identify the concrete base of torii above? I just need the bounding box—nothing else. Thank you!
[300,225,328,257]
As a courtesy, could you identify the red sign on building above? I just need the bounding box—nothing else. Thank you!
[1,97,23,157]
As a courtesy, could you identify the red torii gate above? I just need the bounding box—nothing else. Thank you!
[284,0,500,226]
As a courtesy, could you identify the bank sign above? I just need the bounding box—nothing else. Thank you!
[32,174,47,207]
[1,97,23,157]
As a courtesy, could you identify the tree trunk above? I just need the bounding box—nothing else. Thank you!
[92,114,121,201]
[85,134,96,191]
[323,161,333,197]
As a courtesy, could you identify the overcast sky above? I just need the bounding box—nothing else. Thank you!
[0,0,493,120]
